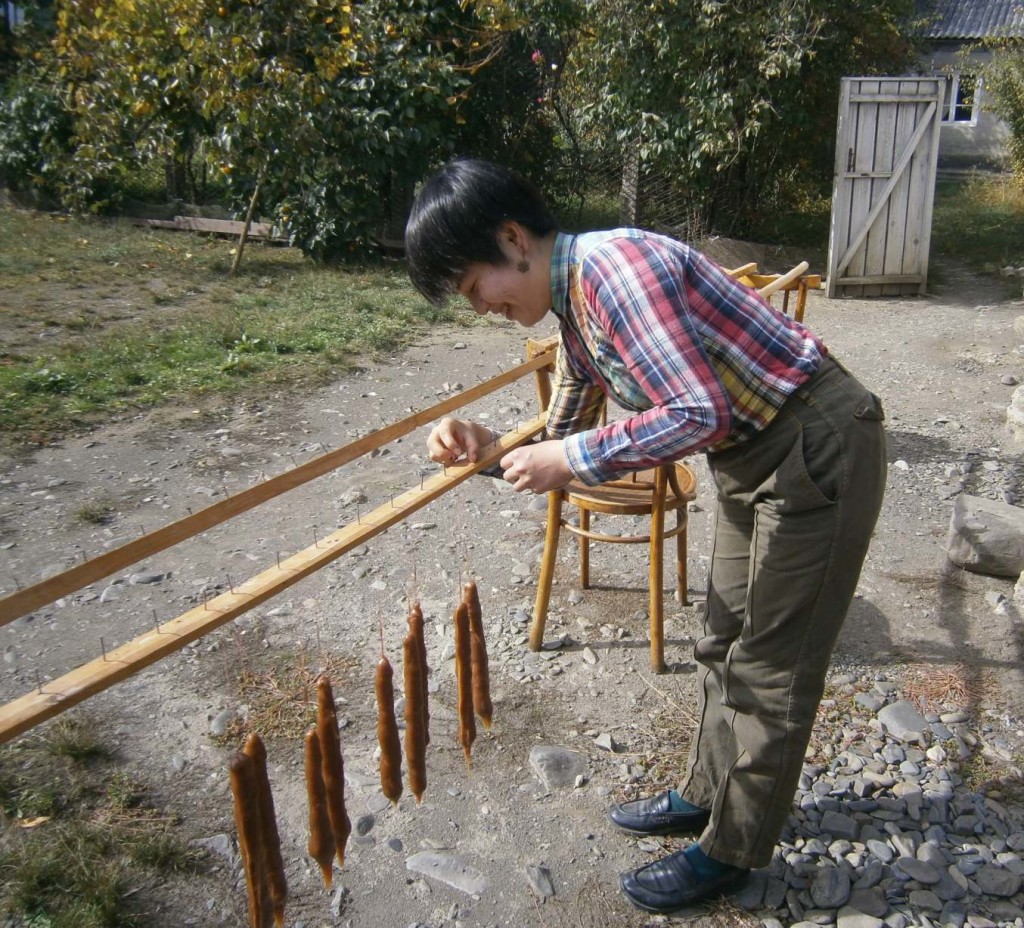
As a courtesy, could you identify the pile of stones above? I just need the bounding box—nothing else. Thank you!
[737,671,1024,928]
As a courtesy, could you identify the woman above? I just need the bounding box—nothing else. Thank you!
[405,157,887,912]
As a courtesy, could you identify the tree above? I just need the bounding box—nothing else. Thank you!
[981,38,1024,178]
[557,0,919,236]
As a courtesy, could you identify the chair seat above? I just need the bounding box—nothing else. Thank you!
[564,465,696,515]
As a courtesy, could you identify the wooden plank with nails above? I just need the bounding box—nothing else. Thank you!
[0,351,556,627]
[0,418,546,744]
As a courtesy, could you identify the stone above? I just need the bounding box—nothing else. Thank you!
[973,863,1021,896]
[837,906,885,928]
[847,886,889,918]
[877,701,928,742]
[405,851,487,895]
[129,571,169,585]
[733,870,767,909]
[894,857,940,884]
[190,833,237,866]
[209,708,235,737]
[528,746,588,790]
[947,494,1024,577]
[855,693,885,713]
[907,889,942,911]
[1007,383,1024,444]
[939,899,967,928]
[820,810,860,841]
[810,866,851,908]
[524,864,555,901]
[593,733,617,752]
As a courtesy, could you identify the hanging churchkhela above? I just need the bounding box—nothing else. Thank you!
[375,652,403,805]
[243,734,287,928]
[316,675,352,866]
[462,580,493,729]
[403,623,428,802]
[304,729,336,890]
[453,601,476,768]
[230,750,273,928]
[407,602,430,746]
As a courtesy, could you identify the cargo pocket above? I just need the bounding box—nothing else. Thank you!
[854,392,885,422]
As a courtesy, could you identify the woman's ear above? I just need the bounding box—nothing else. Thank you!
[500,221,528,258]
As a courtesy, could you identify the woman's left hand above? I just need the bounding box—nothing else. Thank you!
[499,440,572,494]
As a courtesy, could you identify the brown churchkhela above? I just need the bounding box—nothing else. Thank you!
[462,580,493,729]
[243,734,287,928]
[375,655,403,804]
[230,751,273,928]
[303,729,335,890]
[407,602,430,745]
[316,675,351,866]
[403,631,428,802]
[453,601,476,767]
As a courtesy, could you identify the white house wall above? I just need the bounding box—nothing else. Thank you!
[925,45,1011,171]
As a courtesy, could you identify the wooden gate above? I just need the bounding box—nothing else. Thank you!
[826,77,944,298]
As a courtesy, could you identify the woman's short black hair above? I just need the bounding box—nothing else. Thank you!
[405,158,559,306]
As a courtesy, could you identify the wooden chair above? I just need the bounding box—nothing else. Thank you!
[525,261,817,672]
[525,336,697,673]
[729,260,822,322]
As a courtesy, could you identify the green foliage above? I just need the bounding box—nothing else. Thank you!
[982,38,1024,177]
[0,717,203,928]
[0,204,460,445]
[559,0,919,235]
[0,74,74,203]
[931,173,1024,275]
[2,0,922,249]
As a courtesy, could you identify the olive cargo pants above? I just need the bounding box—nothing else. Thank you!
[681,356,887,869]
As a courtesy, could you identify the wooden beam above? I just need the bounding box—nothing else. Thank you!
[0,350,556,627]
[0,418,546,744]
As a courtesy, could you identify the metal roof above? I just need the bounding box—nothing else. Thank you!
[918,0,1024,39]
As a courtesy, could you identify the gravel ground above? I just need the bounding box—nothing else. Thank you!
[1,252,1023,927]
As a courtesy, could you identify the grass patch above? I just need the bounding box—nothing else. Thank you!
[0,716,205,928]
[74,500,116,526]
[210,637,360,744]
[931,173,1024,273]
[0,208,464,449]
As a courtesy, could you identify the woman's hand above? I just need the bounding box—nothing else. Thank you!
[426,417,495,465]
[500,440,572,494]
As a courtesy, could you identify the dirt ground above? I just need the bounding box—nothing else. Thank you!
[2,243,1024,927]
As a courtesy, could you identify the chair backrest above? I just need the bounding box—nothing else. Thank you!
[731,261,822,323]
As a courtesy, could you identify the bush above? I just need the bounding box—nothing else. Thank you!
[0,75,73,203]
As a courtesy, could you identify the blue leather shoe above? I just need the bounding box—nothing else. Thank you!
[619,848,749,912]
[607,791,711,836]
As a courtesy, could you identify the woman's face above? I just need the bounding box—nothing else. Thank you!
[456,226,551,328]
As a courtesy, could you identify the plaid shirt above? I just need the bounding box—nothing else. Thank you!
[547,230,826,485]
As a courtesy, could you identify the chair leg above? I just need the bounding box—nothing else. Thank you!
[579,508,591,589]
[530,491,564,652]
[676,510,690,606]
[649,469,668,673]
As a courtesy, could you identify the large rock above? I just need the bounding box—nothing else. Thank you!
[947,495,1024,577]
[1008,383,1024,444]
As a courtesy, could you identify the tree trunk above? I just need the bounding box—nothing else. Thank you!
[229,166,267,278]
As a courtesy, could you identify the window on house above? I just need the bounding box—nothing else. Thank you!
[942,72,979,126]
